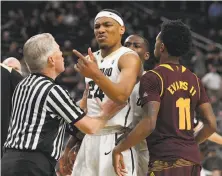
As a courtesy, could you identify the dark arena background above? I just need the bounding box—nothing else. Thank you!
[1,1,222,176]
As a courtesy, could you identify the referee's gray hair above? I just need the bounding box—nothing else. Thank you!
[23,33,57,73]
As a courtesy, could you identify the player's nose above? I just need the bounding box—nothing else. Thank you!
[97,26,106,34]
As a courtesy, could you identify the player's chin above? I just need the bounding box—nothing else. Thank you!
[98,42,109,49]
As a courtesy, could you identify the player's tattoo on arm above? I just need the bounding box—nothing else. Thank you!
[141,101,160,130]
[142,101,160,118]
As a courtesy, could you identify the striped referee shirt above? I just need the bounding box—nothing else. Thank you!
[4,73,85,160]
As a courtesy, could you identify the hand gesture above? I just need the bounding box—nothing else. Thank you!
[73,48,99,79]
[112,148,127,176]
[79,84,89,113]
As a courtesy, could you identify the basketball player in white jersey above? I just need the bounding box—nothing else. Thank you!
[124,34,150,176]
[70,9,142,176]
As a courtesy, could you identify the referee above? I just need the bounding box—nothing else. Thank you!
[0,63,23,158]
[1,33,124,176]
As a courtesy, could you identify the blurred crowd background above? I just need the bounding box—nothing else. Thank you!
[1,1,222,175]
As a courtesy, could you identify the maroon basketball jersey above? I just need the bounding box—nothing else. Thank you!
[139,63,209,164]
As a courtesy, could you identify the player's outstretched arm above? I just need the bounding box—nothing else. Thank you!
[195,103,217,144]
[112,101,160,176]
[73,48,142,103]
[48,85,126,135]
[75,99,126,134]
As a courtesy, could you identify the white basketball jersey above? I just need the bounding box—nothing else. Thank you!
[129,71,148,151]
[129,82,143,127]
[85,46,135,127]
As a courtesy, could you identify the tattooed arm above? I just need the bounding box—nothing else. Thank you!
[112,101,160,176]
[113,101,160,153]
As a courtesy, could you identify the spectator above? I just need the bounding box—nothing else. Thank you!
[202,64,222,98]
[0,63,23,157]
[2,57,22,74]
[6,42,20,59]
[202,156,222,176]
[191,48,206,78]
[208,1,222,28]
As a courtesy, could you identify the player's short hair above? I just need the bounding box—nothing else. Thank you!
[100,9,124,23]
[160,19,192,57]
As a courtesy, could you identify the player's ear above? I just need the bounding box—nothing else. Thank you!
[120,26,125,35]
[160,43,165,52]
[144,52,150,61]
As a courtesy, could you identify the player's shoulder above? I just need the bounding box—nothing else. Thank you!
[121,46,134,52]
[141,69,161,82]
[122,46,137,55]
[119,47,140,63]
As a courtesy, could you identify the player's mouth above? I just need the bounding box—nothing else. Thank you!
[97,35,106,41]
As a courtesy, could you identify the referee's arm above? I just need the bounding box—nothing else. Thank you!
[47,85,111,134]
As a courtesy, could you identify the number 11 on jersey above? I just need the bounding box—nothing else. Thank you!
[176,98,191,130]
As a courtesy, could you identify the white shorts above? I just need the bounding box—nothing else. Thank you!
[136,140,149,176]
[71,132,138,176]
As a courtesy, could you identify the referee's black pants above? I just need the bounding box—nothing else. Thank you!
[1,149,56,176]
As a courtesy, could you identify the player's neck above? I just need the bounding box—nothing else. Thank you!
[160,56,180,65]
[101,43,122,58]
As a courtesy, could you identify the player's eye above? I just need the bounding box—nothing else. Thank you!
[104,23,113,27]
[134,44,141,48]
[94,24,100,29]
[124,42,131,47]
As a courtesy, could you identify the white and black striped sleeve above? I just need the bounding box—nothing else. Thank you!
[47,85,86,124]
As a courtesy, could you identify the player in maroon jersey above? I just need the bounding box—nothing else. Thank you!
[112,20,217,176]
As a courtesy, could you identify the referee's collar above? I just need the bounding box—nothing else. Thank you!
[32,73,55,82]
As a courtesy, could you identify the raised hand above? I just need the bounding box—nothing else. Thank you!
[73,48,100,79]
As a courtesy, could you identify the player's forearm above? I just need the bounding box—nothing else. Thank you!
[64,135,78,154]
[76,116,107,134]
[87,117,107,133]
[195,124,216,144]
[208,132,222,145]
[115,118,154,153]
[92,72,129,103]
